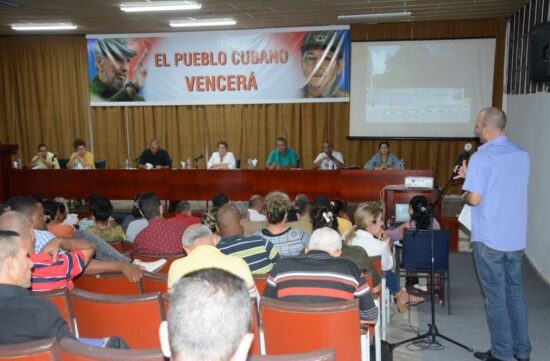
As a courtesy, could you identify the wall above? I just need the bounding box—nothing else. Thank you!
[506,93,550,283]
[505,0,550,282]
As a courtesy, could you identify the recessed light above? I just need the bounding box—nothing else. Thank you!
[11,23,78,31]
[338,11,411,22]
[169,18,237,28]
[120,1,201,12]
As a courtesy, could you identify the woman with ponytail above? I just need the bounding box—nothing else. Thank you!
[254,191,309,258]
[386,195,441,244]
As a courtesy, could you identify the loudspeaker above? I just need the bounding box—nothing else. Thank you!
[530,22,550,82]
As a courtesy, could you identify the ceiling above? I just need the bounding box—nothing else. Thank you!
[0,0,528,36]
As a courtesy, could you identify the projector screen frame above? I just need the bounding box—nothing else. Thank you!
[348,37,498,140]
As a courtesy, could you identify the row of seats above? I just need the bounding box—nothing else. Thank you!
[36,277,378,360]
[0,337,336,361]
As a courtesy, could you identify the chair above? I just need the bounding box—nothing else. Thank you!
[369,255,389,342]
[400,229,451,314]
[58,338,165,361]
[132,252,185,274]
[34,289,77,334]
[141,271,168,294]
[94,160,107,169]
[260,298,366,361]
[74,272,143,295]
[0,338,58,360]
[250,298,263,356]
[58,158,69,169]
[253,274,269,296]
[248,348,336,361]
[236,159,241,169]
[111,240,134,252]
[71,289,165,348]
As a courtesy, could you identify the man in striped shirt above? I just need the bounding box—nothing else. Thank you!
[0,211,95,291]
[264,227,378,323]
[216,204,280,274]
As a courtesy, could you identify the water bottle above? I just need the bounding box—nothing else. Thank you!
[124,159,130,169]
[186,159,192,169]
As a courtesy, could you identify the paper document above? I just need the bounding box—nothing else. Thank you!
[458,204,472,231]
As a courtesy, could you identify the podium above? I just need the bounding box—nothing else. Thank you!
[0,144,18,202]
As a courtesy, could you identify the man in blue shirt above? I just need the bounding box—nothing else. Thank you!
[455,107,531,361]
[266,137,298,169]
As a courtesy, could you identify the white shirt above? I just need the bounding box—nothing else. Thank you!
[350,229,394,271]
[248,209,267,222]
[126,218,148,242]
[313,151,344,170]
[207,152,237,169]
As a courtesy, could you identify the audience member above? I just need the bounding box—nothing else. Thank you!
[42,200,76,238]
[7,196,161,281]
[125,194,148,242]
[212,193,229,208]
[137,138,172,169]
[310,205,381,289]
[0,204,9,216]
[266,137,298,169]
[167,224,257,298]
[264,227,378,323]
[331,199,353,236]
[207,140,237,169]
[346,202,423,312]
[248,194,267,222]
[0,211,94,291]
[86,197,127,245]
[201,209,221,244]
[313,141,345,169]
[159,269,253,361]
[286,193,309,222]
[68,138,95,169]
[254,191,309,257]
[364,141,403,170]
[216,204,280,274]
[173,201,200,228]
[0,230,75,344]
[121,194,142,231]
[134,192,187,254]
[287,201,313,236]
[30,143,60,169]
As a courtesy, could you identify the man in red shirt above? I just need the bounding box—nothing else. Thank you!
[134,193,188,255]
[173,201,200,229]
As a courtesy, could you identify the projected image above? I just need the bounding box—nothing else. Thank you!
[349,38,495,138]
[365,43,476,123]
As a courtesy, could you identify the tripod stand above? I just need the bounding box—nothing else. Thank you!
[391,172,473,352]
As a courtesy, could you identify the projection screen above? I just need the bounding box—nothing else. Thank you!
[349,38,496,138]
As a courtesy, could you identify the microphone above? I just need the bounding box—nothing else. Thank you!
[194,154,204,162]
[453,143,472,172]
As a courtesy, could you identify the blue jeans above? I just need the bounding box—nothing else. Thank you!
[74,230,130,263]
[383,270,401,295]
[472,242,531,360]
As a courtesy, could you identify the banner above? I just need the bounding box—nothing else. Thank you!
[86,26,349,106]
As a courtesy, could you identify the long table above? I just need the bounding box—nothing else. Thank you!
[4,168,434,202]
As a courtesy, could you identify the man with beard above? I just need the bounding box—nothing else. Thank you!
[299,30,348,98]
[89,38,148,102]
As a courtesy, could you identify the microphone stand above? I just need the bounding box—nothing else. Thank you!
[391,170,473,352]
